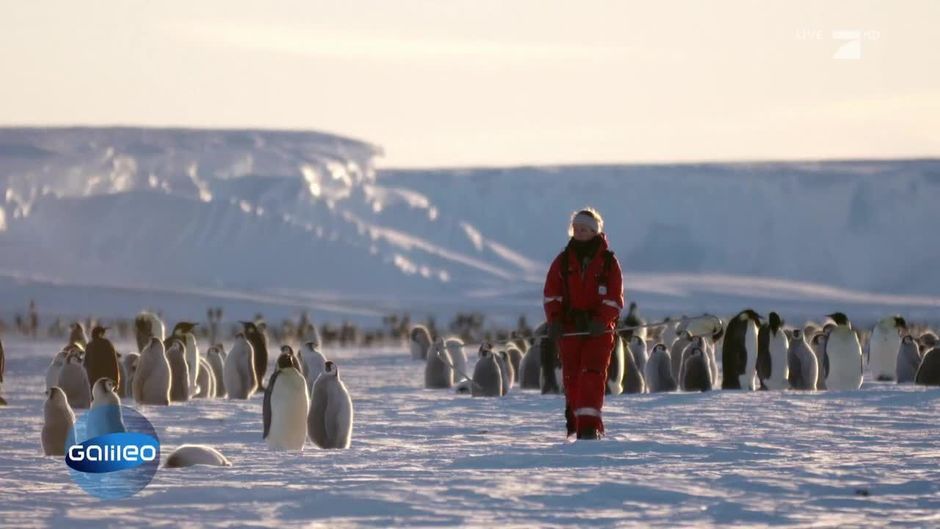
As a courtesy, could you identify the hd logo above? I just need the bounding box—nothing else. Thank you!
[65,405,161,499]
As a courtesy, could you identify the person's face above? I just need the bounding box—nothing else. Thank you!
[571,223,596,241]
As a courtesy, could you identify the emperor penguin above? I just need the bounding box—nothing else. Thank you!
[628,335,648,376]
[539,334,563,395]
[495,350,515,394]
[661,318,679,350]
[57,350,91,409]
[914,347,940,386]
[223,332,258,399]
[240,321,269,391]
[919,332,939,354]
[621,337,646,394]
[670,331,693,380]
[298,341,327,396]
[645,343,677,392]
[621,301,647,342]
[195,357,216,398]
[135,311,166,353]
[896,335,922,384]
[42,387,75,456]
[165,339,190,402]
[721,309,761,390]
[518,337,542,390]
[307,361,354,449]
[205,345,227,398]
[410,325,432,361]
[757,312,789,390]
[679,345,713,392]
[824,313,863,390]
[263,347,310,451]
[171,322,201,396]
[164,445,232,468]
[869,315,907,381]
[84,326,121,394]
[68,322,88,349]
[472,346,504,397]
[118,352,140,399]
[504,343,524,383]
[86,378,127,440]
[45,350,68,389]
[786,329,818,390]
[444,338,469,381]
[810,333,830,389]
[425,337,455,389]
[133,337,171,406]
[606,336,625,396]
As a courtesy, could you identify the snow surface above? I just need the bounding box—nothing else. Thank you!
[1,128,939,326]
[1,337,938,528]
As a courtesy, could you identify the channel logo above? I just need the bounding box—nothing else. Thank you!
[66,405,160,499]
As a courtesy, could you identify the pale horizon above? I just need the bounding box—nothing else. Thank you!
[2,0,938,168]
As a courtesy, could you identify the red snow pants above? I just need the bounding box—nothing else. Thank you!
[560,332,614,433]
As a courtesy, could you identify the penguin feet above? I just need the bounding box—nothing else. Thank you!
[576,427,602,440]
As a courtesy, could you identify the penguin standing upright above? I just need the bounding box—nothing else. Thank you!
[45,350,68,390]
[680,345,713,392]
[425,337,455,389]
[42,387,75,455]
[57,350,91,408]
[645,343,677,392]
[307,361,354,449]
[518,336,542,390]
[195,357,216,398]
[824,312,863,391]
[721,309,761,390]
[86,378,127,440]
[165,339,190,402]
[133,337,172,405]
[914,347,940,386]
[263,347,309,451]
[68,322,88,349]
[171,322,200,396]
[223,332,257,399]
[472,346,504,397]
[869,315,907,381]
[298,341,327,396]
[504,343,524,382]
[787,329,818,390]
[628,335,648,376]
[757,312,789,390]
[621,337,646,394]
[84,326,121,394]
[896,335,922,384]
[811,333,830,390]
[620,302,647,342]
[409,326,432,361]
[606,336,625,396]
[241,321,269,391]
[206,345,227,397]
[135,311,166,353]
[670,331,693,380]
[445,338,469,381]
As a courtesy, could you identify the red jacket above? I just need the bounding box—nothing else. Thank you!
[543,234,624,330]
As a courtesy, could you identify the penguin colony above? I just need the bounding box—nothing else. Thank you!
[33,311,355,461]
[15,305,940,460]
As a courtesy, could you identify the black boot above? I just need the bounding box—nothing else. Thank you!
[577,427,601,440]
[565,405,576,437]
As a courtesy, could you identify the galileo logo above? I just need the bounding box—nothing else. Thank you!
[66,405,160,499]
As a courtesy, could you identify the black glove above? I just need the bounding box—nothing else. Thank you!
[588,320,607,337]
[547,322,562,342]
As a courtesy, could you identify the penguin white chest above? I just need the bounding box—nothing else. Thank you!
[739,321,759,390]
[268,371,309,450]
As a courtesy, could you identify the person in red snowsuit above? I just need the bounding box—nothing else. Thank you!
[543,208,624,440]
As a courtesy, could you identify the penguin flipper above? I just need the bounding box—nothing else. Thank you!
[262,370,280,439]
[308,381,330,448]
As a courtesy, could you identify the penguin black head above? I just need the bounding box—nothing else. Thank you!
[478,342,493,358]
[653,343,667,353]
[768,312,783,332]
[893,316,907,329]
[148,336,161,346]
[812,333,828,346]
[94,377,117,395]
[628,302,638,313]
[826,312,849,327]
[91,326,108,339]
[630,335,644,347]
[689,347,703,357]
[173,322,197,335]
[324,361,338,375]
[240,321,259,335]
[280,345,294,356]
[791,329,803,341]
[902,335,914,345]
[276,351,298,370]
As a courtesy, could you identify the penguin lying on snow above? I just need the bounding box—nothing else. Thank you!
[164,445,232,468]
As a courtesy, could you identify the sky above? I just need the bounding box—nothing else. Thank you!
[1,0,938,168]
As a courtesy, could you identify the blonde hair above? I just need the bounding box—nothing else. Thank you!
[568,207,604,236]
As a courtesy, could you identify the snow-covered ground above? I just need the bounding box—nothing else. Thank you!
[2,337,938,528]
